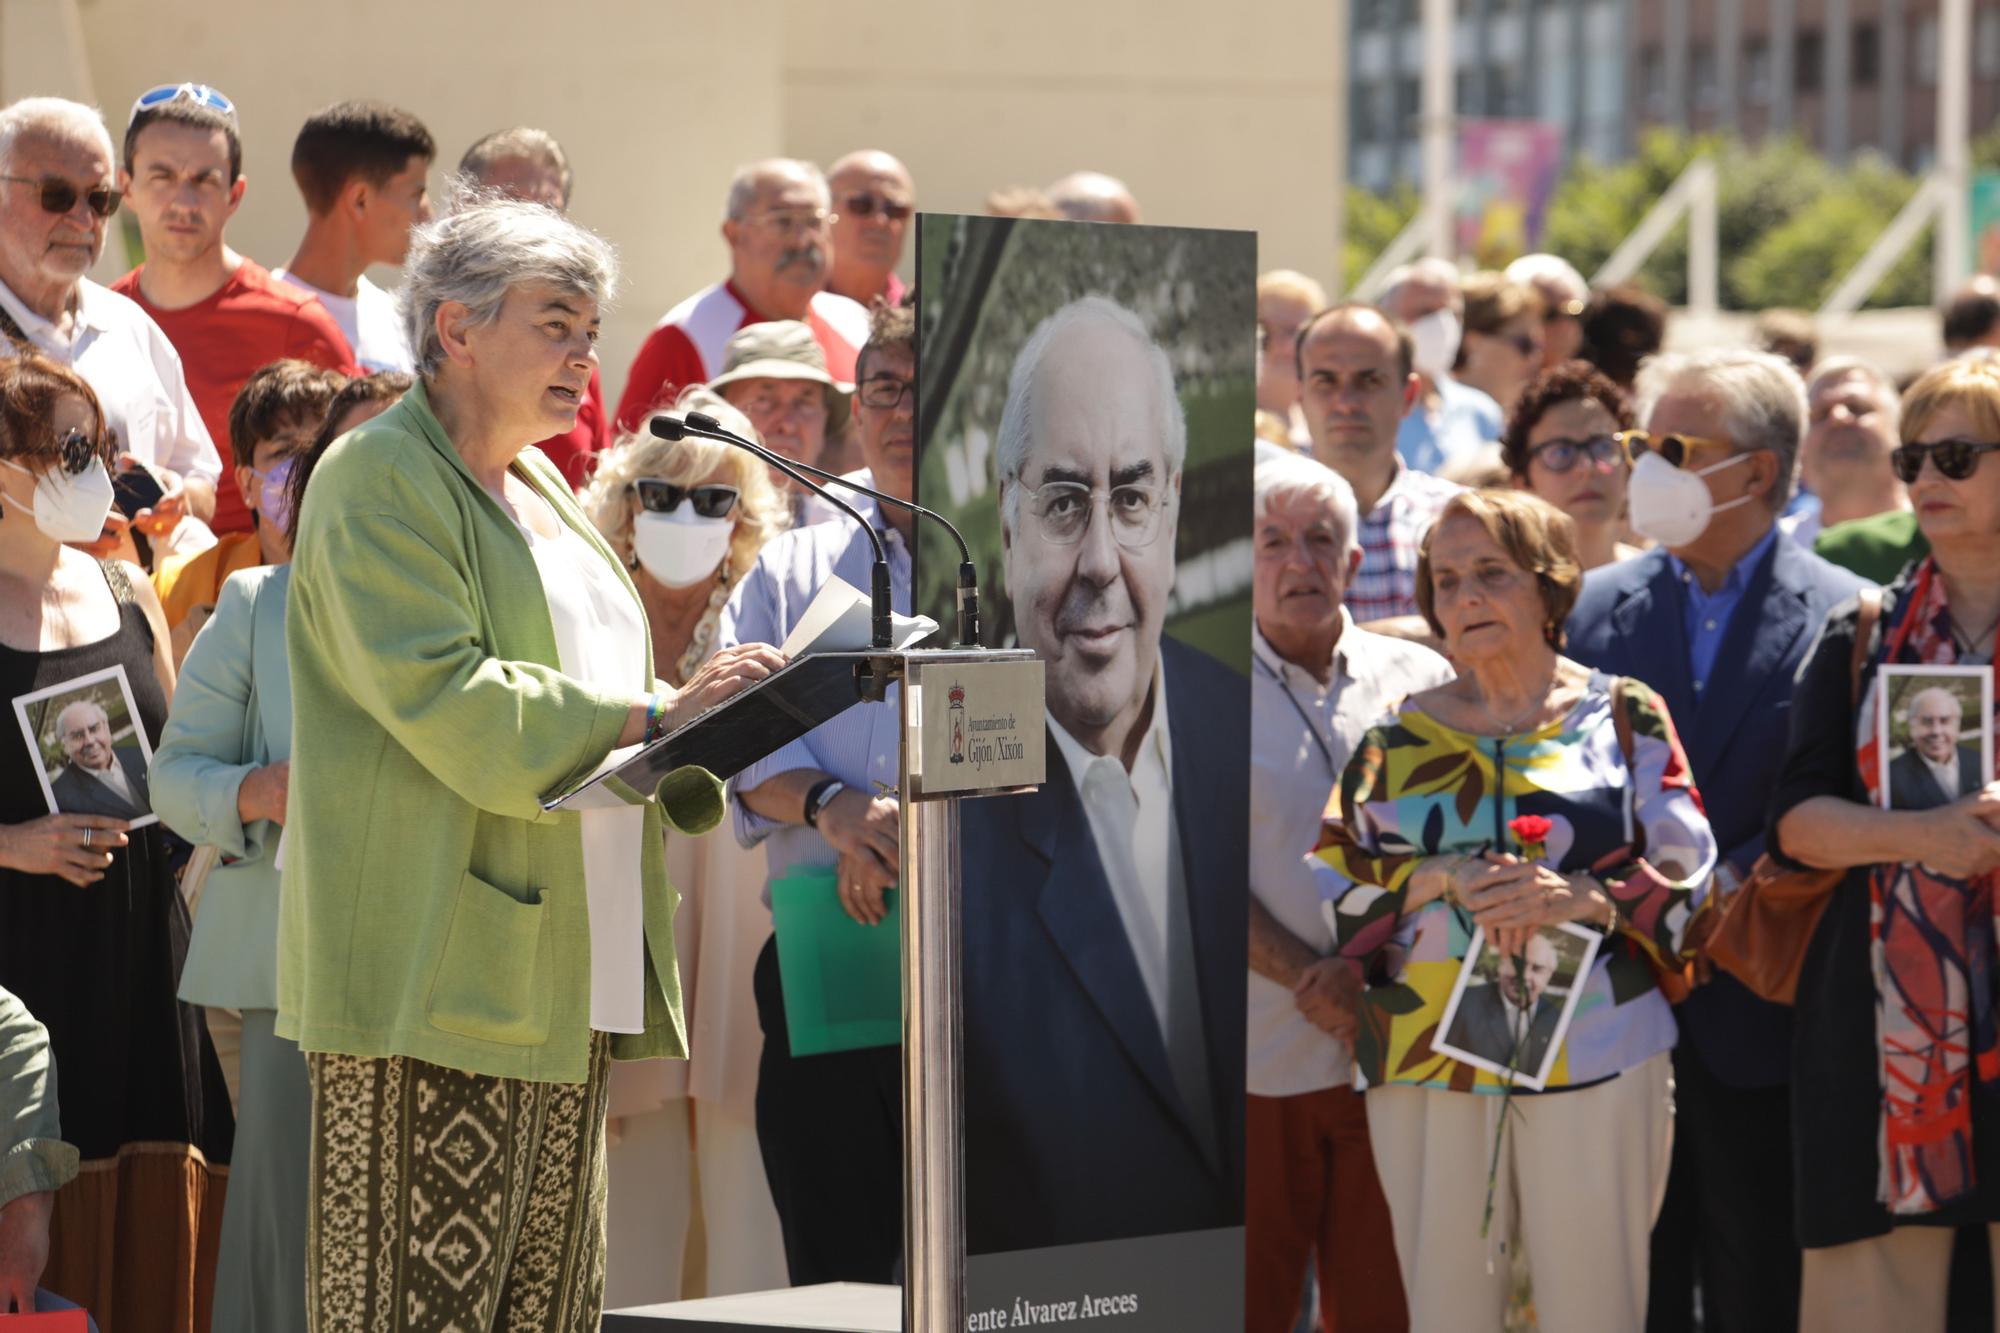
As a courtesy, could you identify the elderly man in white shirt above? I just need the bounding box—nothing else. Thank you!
[1244,453,1452,1333]
[0,96,219,556]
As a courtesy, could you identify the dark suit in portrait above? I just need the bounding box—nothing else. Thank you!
[1887,744,1981,811]
[1444,980,1560,1076]
[47,745,150,820]
[959,636,1247,1255]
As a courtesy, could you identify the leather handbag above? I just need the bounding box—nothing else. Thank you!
[1704,588,1882,1005]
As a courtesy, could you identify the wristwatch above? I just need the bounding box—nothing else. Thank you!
[803,778,847,829]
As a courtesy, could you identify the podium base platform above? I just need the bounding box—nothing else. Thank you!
[601,1283,899,1332]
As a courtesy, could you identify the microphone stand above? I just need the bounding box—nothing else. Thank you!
[678,410,982,647]
[651,413,894,649]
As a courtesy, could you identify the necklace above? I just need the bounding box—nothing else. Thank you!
[1470,667,1560,737]
[669,562,732,688]
[1947,607,2000,658]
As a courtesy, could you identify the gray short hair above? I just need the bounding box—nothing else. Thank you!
[725,158,829,222]
[1634,348,1807,510]
[1806,355,1902,426]
[1379,257,1464,316]
[458,126,572,207]
[1254,453,1360,558]
[1504,253,1588,304]
[401,197,617,380]
[0,97,113,171]
[995,296,1185,523]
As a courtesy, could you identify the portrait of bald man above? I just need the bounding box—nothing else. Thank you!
[44,695,151,821]
[1443,932,1564,1078]
[1888,682,1985,811]
[958,294,1248,1254]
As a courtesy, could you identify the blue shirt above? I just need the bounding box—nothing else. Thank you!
[1669,525,1779,696]
[1395,373,1502,476]
[718,497,913,892]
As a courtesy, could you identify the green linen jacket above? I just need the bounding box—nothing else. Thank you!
[152,563,291,1012]
[279,381,722,1083]
[0,985,76,1211]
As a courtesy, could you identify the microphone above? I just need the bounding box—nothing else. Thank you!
[677,410,982,647]
[652,413,893,648]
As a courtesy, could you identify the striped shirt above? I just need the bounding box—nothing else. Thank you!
[718,497,912,894]
[1345,462,1463,623]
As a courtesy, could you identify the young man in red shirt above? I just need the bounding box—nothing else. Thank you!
[112,83,356,536]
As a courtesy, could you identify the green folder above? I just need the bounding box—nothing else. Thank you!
[769,868,902,1056]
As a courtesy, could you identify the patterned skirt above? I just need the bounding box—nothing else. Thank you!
[303,1035,611,1333]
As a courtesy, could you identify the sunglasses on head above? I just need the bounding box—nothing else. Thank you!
[1891,438,2000,484]
[1616,429,1733,469]
[57,427,108,474]
[129,82,236,124]
[634,479,739,519]
[842,192,912,221]
[1,175,120,219]
[1527,433,1626,474]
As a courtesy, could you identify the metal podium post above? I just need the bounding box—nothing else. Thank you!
[896,648,1044,1333]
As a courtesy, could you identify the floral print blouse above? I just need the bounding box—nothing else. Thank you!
[1311,672,1716,1094]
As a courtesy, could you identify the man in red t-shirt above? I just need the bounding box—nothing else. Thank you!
[111,85,357,536]
[613,157,868,435]
[459,126,607,490]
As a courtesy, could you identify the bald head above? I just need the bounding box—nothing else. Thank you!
[1047,171,1140,225]
[54,698,113,772]
[1908,687,1966,765]
[826,149,914,304]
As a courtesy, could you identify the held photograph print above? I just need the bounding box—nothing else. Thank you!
[11,662,158,828]
[1874,664,1994,812]
[1432,921,1602,1092]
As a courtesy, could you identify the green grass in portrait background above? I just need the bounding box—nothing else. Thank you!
[911,213,1256,673]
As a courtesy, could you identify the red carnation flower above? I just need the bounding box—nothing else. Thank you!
[1508,814,1554,846]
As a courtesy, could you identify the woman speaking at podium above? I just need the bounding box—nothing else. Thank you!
[281,196,783,1330]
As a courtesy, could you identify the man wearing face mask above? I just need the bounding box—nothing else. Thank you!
[1378,258,1502,477]
[1566,349,1868,1333]
[152,359,346,659]
[614,158,870,435]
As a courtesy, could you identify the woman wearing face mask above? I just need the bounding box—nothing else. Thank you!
[577,385,793,1303]
[1312,488,1714,1332]
[1769,350,2000,1331]
[1455,272,1545,420]
[0,355,233,1326]
[1502,361,1642,571]
[151,360,350,665]
[146,369,409,1333]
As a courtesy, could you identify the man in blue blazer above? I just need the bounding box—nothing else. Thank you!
[960,296,1246,1255]
[1566,348,1869,1333]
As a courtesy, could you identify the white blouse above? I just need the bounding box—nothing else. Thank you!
[519,504,650,1033]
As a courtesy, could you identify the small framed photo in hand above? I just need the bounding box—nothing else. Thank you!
[1876,664,1993,812]
[11,662,158,828]
[1431,921,1601,1091]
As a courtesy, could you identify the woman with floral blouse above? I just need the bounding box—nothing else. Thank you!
[1312,489,1716,1333]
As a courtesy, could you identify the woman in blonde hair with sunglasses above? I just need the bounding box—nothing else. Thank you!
[1769,349,2000,1331]
[577,386,793,1302]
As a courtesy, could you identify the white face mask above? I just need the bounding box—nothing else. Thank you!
[1,456,115,543]
[631,509,733,588]
[1408,308,1462,382]
[1626,450,1756,548]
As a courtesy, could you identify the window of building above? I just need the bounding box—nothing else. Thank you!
[1915,15,1939,88]
[1355,83,1384,144]
[1397,74,1421,134]
[1745,36,1772,106]
[1854,20,1880,86]
[1797,29,1824,95]
[1640,44,1665,116]
[1692,41,1718,110]
[1979,10,2000,78]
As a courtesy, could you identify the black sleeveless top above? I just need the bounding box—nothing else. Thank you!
[0,562,231,1163]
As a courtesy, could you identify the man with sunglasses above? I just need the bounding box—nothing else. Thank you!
[718,301,916,1287]
[1566,349,1868,1333]
[824,149,913,308]
[111,84,357,539]
[614,158,869,435]
[0,96,222,558]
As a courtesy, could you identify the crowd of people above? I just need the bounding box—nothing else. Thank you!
[1,71,2000,1333]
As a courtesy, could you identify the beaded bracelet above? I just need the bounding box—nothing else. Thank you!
[643,692,671,745]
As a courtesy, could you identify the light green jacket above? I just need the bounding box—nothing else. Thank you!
[152,563,291,1012]
[279,381,721,1083]
[0,985,76,1210]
